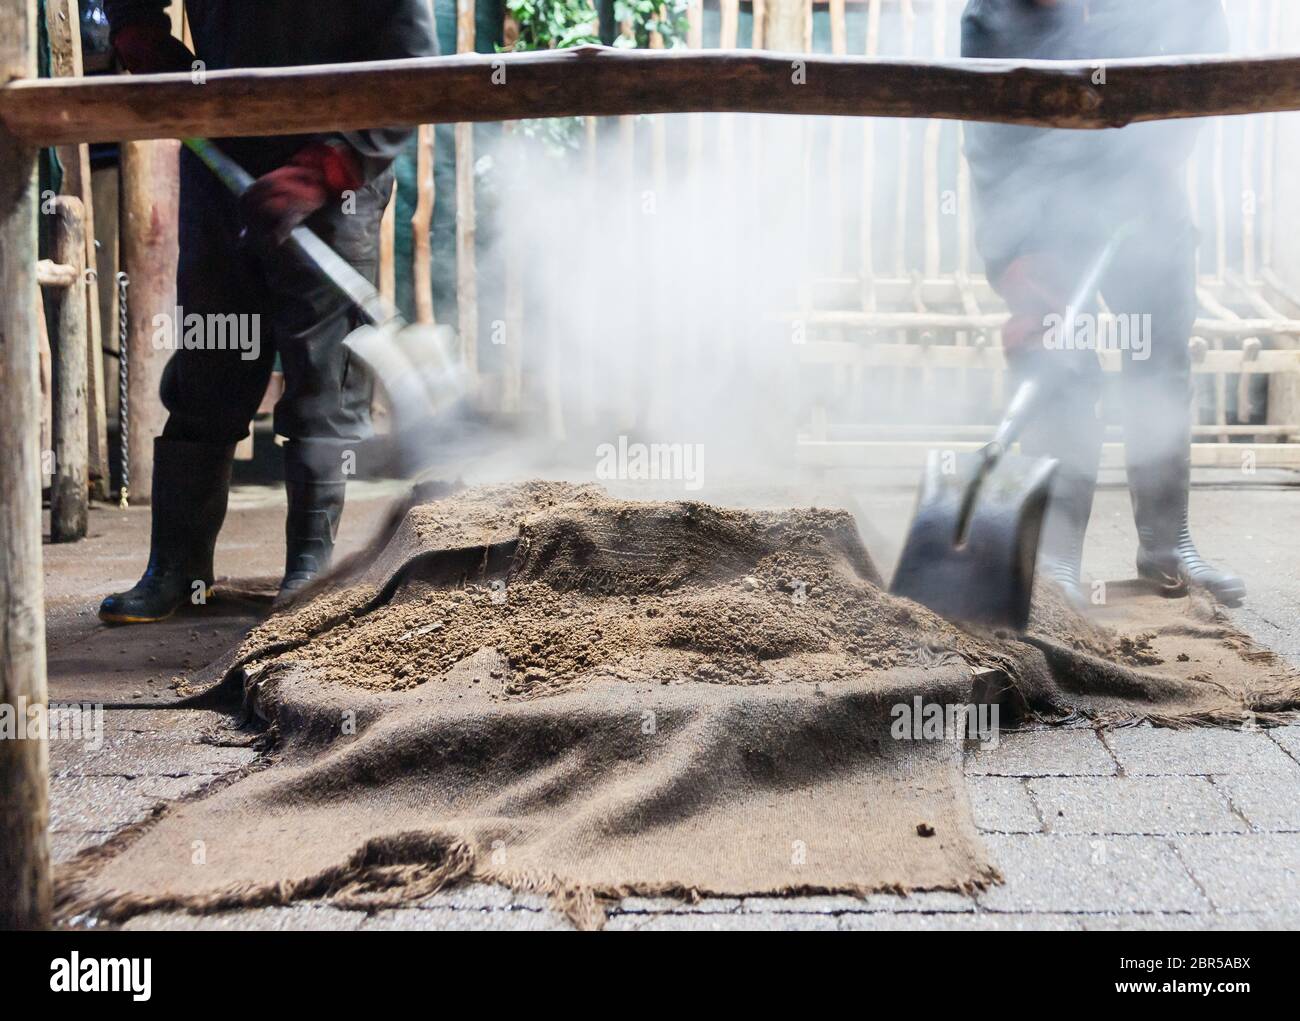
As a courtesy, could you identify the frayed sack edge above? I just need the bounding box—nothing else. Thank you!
[56,825,1003,931]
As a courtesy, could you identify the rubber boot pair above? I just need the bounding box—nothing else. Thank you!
[98,437,348,624]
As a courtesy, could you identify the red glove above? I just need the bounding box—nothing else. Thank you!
[994,254,1073,355]
[111,21,197,75]
[239,142,365,246]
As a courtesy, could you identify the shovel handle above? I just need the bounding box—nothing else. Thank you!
[986,377,1044,459]
[182,137,395,329]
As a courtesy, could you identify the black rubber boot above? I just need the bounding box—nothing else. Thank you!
[1130,452,1246,606]
[276,439,349,605]
[99,438,235,625]
[1016,359,1104,612]
[1036,468,1097,611]
[1125,366,1246,605]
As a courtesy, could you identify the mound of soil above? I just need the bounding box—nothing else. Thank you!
[258,485,1010,698]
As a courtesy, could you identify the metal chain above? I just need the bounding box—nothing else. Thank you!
[116,271,130,509]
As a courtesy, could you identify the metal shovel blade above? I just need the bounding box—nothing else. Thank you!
[890,449,1058,632]
[344,320,466,421]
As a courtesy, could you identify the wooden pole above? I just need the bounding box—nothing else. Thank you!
[379,177,397,306]
[0,0,50,932]
[37,277,51,471]
[119,139,180,504]
[43,0,108,501]
[49,197,89,542]
[6,50,1300,144]
[412,123,436,324]
[455,0,478,379]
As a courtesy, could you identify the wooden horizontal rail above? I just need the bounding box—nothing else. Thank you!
[808,310,1300,339]
[3,48,1300,147]
[35,259,76,288]
[800,341,1300,374]
[797,440,1300,471]
[823,423,1298,439]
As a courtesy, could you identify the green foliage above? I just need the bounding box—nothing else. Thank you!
[612,0,690,50]
[504,0,599,52]
[500,0,691,155]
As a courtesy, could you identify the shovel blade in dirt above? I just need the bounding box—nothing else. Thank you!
[890,449,1057,632]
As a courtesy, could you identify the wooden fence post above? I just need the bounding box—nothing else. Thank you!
[44,0,109,501]
[0,0,51,932]
[49,196,89,542]
[119,139,180,504]
[455,0,479,379]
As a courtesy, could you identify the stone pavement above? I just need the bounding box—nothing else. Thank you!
[50,481,1300,931]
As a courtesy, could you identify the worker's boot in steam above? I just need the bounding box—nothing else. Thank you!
[99,438,235,625]
[276,439,349,606]
[1036,468,1097,612]
[1017,365,1104,613]
[1131,451,1246,606]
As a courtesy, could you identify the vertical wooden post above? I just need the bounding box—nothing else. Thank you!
[44,0,108,501]
[763,0,806,52]
[859,0,882,315]
[379,178,397,307]
[455,0,478,379]
[828,0,847,274]
[119,140,180,504]
[0,0,51,932]
[412,124,437,325]
[50,197,89,542]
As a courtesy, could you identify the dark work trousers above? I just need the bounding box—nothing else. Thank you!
[960,0,1225,485]
[160,146,392,445]
[970,169,1200,484]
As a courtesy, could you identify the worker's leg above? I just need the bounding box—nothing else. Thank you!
[101,154,274,624]
[260,170,390,602]
[990,249,1105,608]
[1102,204,1245,604]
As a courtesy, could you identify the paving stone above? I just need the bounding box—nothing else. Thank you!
[607,912,837,932]
[51,732,256,779]
[1175,833,1300,912]
[411,884,518,911]
[361,907,574,931]
[615,896,741,914]
[979,834,1208,913]
[741,895,869,914]
[1211,772,1300,832]
[1269,725,1300,763]
[965,728,1116,777]
[1029,776,1244,835]
[1079,912,1300,932]
[858,890,978,913]
[969,776,1041,833]
[98,708,233,737]
[839,912,1082,931]
[49,774,214,833]
[122,903,365,931]
[1105,726,1298,777]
